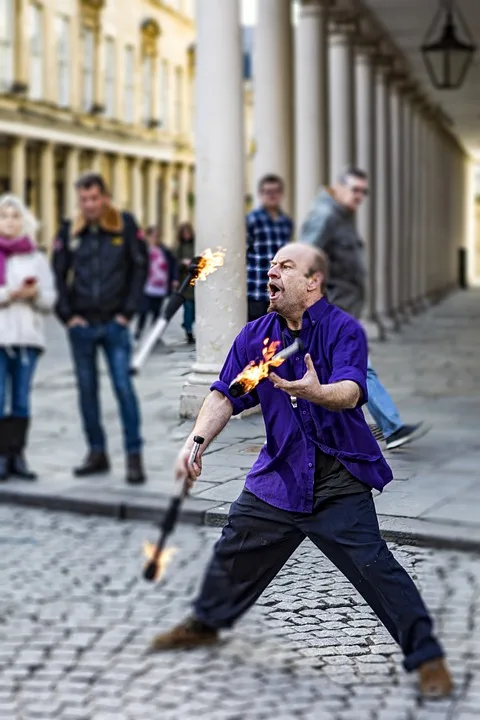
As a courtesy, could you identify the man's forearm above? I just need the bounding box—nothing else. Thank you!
[314,380,361,411]
[184,390,233,451]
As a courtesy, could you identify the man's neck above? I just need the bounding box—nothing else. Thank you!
[284,295,323,331]
[263,206,280,220]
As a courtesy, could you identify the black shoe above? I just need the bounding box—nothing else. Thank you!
[74,451,110,477]
[0,456,8,482]
[9,454,37,480]
[385,422,430,450]
[126,453,146,484]
[186,332,195,345]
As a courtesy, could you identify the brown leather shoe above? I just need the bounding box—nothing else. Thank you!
[126,453,146,484]
[419,658,453,698]
[74,451,110,477]
[148,617,218,652]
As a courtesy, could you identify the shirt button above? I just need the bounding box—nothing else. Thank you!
[296,357,300,361]
[308,462,313,468]
[302,411,306,415]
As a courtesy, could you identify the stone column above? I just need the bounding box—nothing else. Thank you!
[354,42,379,339]
[373,59,393,333]
[409,104,422,311]
[388,80,404,328]
[130,157,144,224]
[40,143,55,251]
[418,113,430,307]
[328,15,356,181]
[91,151,102,173]
[44,2,57,104]
[295,0,330,224]
[401,95,415,315]
[180,0,245,417]
[161,163,174,248]
[11,0,28,94]
[188,165,195,223]
[178,163,190,224]
[151,55,160,126]
[112,155,128,208]
[64,146,80,218]
[10,137,27,200]
[253,0,294,214]
[146,161,160,228]
[93,29,105,113]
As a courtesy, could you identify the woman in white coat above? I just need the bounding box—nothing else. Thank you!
[0,194,56,481]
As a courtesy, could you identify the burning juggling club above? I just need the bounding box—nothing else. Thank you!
[228,337,305,398]
[143,435,205,582]
[130,256,204,375]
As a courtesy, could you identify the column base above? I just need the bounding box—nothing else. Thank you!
[179,363,221,419]
[360,318,386,343]
[10,81,28,95]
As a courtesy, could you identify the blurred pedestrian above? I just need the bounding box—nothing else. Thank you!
[176,222,196,344]
[52,172,148,484]
[247,174,293,321]
[300,167,428,451]
[135,225,179,342]
[0,194,56,481]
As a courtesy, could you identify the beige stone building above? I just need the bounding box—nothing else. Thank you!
[0,0,196,249]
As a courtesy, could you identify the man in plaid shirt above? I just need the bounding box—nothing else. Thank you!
[247,174,294,321]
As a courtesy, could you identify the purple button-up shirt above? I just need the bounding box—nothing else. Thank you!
[211,297,393,513]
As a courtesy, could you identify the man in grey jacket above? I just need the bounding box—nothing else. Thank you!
[300,167,428,451]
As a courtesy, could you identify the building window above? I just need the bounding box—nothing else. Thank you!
[0,0,13,92]
[142,55,153,126]
[160,59,169,130]
[174,66,183,133]
[82,27,94,112]
[29,3,44,101]
[124,45,135,124]
[104,37,116,118]
[56,15,69,107]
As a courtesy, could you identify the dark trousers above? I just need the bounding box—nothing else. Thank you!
[248,299,269,322]
[0,347,39,418]
[68,321,142,454]
[182,299,195,335]
[194,489,444,672]
[135,294,165,340]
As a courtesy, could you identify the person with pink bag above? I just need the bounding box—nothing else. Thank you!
[0,194,56,481]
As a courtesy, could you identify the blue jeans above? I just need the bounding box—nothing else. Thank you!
[68,321,142,454]
[0,347,39,418]
[194,489,443,672]
[182,300,195,334]
[366,358,403,439]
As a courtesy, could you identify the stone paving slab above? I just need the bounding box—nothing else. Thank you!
[1,291,480,550]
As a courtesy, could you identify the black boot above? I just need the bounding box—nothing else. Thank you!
[8,417,37,480]
[186,332,195,345]
[0,417,12,481]
[126,453,146,485]
[74,451,110,477]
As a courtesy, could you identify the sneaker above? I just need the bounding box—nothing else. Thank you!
[368,423,384,442]
[148,616,218,652]
[418,658,453,698]
[385,422,430,451]
[186,332,195,345]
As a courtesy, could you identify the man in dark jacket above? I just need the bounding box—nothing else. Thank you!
[53,172,148,484]
[300,167,428,451]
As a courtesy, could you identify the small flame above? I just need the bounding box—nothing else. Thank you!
[143,542,177,582]
[190,248,226,285]
[231,337,284,394]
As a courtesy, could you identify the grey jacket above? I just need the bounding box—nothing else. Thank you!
[300,188,367,319]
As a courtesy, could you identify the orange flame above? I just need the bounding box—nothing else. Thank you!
[231,337,284,394]
[143,542,177,582]
[190,248,226,285]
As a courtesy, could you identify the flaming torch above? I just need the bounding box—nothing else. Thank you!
[229,337,304,398]
[143,436,205,582]
[130,249,225,374]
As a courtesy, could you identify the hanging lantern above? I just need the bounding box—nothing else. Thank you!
[421,0,477,90]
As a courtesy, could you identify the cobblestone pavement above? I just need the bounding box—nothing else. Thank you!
[1,506,479,720]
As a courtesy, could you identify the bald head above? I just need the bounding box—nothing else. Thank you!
[267,242,328,324]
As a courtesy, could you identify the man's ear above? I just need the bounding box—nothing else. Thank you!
[307,271,323,292]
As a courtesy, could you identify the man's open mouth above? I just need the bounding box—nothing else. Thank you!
[268,283,282,300]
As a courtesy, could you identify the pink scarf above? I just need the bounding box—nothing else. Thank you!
[0,236,35,286]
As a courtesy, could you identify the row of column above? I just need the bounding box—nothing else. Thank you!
[6,136,193,249]
[179,0,468,417]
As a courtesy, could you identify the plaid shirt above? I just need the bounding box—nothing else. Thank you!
[246,207,294,301]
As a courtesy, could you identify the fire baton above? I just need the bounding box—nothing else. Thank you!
[143,435,205,582]
[229,337,304,398]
